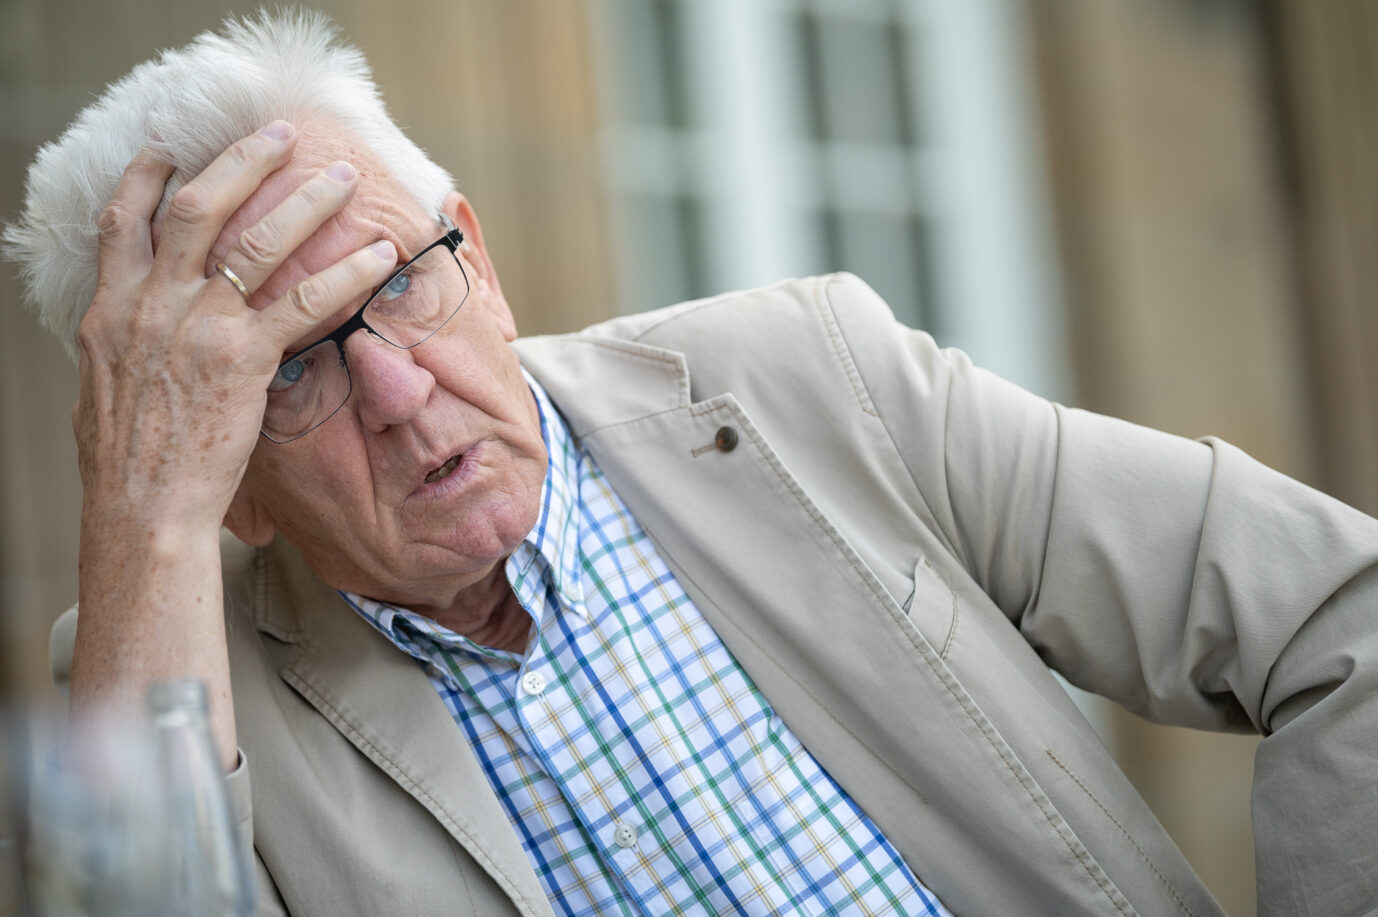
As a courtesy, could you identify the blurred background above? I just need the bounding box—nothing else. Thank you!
[3,0,1375,913]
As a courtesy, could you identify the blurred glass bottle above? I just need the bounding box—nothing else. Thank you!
[147,679,253,917]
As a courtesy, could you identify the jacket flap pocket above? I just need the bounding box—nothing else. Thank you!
[905,555,958,659]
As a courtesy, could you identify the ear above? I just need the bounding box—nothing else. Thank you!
[441,191,517,342]
[223,484,277,548]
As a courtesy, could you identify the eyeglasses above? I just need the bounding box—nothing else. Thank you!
[260,225,469,444]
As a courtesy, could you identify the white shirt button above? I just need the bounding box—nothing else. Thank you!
[613,822,638,849]
[521,671,547,696]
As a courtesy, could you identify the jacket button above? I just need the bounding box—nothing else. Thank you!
[714,426,738,452]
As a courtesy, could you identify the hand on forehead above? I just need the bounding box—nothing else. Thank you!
[200,127,420,311]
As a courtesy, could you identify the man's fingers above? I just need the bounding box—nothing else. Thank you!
[155,121,298,274]
[96,150,175,272]
[215,160,359,295]
[255,240,397,348]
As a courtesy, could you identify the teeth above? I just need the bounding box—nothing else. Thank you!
[424,455,461,484]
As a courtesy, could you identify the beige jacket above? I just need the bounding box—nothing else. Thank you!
[60,274,1378,915]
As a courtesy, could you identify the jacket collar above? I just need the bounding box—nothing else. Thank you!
[512,333,691,435]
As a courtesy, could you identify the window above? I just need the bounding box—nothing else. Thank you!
[591,0,1069,398]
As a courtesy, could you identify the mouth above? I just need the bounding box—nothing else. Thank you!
[423,454,463,485]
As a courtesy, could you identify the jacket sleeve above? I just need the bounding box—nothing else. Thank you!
[831,273,1378,916]
[225,753,289,915]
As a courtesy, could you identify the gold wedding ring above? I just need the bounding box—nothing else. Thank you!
[214,261,252,302]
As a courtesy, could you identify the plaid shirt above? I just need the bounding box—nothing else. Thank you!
[346,376,952,916]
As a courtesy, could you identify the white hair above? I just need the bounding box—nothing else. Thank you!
[2,8,455,362]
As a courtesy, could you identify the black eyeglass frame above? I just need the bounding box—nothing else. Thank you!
[260,224,468,444]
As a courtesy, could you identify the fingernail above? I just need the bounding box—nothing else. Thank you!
[325,161,356,182]
[369,240,396,261]
[260,120,294,141]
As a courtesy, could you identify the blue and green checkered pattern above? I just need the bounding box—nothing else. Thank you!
[345,376,952,916]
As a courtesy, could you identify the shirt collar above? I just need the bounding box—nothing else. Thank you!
[505,369,586,618]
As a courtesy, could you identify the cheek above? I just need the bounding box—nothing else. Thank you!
[427,345,512,415]
[246,445,357,518]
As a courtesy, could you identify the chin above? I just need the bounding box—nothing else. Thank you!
[387,491,542,590]
[288,461,545,604]
[451,492,541,566]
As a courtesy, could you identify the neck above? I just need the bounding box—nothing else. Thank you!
[415,564,532,654]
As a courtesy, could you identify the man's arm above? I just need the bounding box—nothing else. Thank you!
[67,124,393,770]
[835,278,1377,913]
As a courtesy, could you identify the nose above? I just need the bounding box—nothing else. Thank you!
[342,330,436,432]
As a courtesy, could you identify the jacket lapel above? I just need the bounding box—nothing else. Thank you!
[260,541,555,917]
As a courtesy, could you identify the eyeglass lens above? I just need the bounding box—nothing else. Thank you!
[260,242,466,443]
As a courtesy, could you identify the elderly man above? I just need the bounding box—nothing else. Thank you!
[7,11,1377,917]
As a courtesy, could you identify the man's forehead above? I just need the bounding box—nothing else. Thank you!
[207,123,423,305]
[217,133,385,245]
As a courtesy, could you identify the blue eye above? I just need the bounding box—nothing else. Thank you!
[268,357,307,392]
[375,271,411,302]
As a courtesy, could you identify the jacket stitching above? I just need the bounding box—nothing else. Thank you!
[583,400,936,809]
[813,279,881,417]
[446,835,481,914]
[663,554,930,807]
[578,398,730,439]
[794,280,1127,912]
[254,547,303,643]
[940,585,959,661]
[732,404,1134,916]
[1046,749,1197,917]
[918,556,961,661]
[623,277,816,341]
[598,393,1115,906]
[814,277,963,566]
[283,669,541,917]
[621,273,882,418]
[254,850,290,915]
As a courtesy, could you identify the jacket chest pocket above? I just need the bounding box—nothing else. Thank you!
[904,555,958,660]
